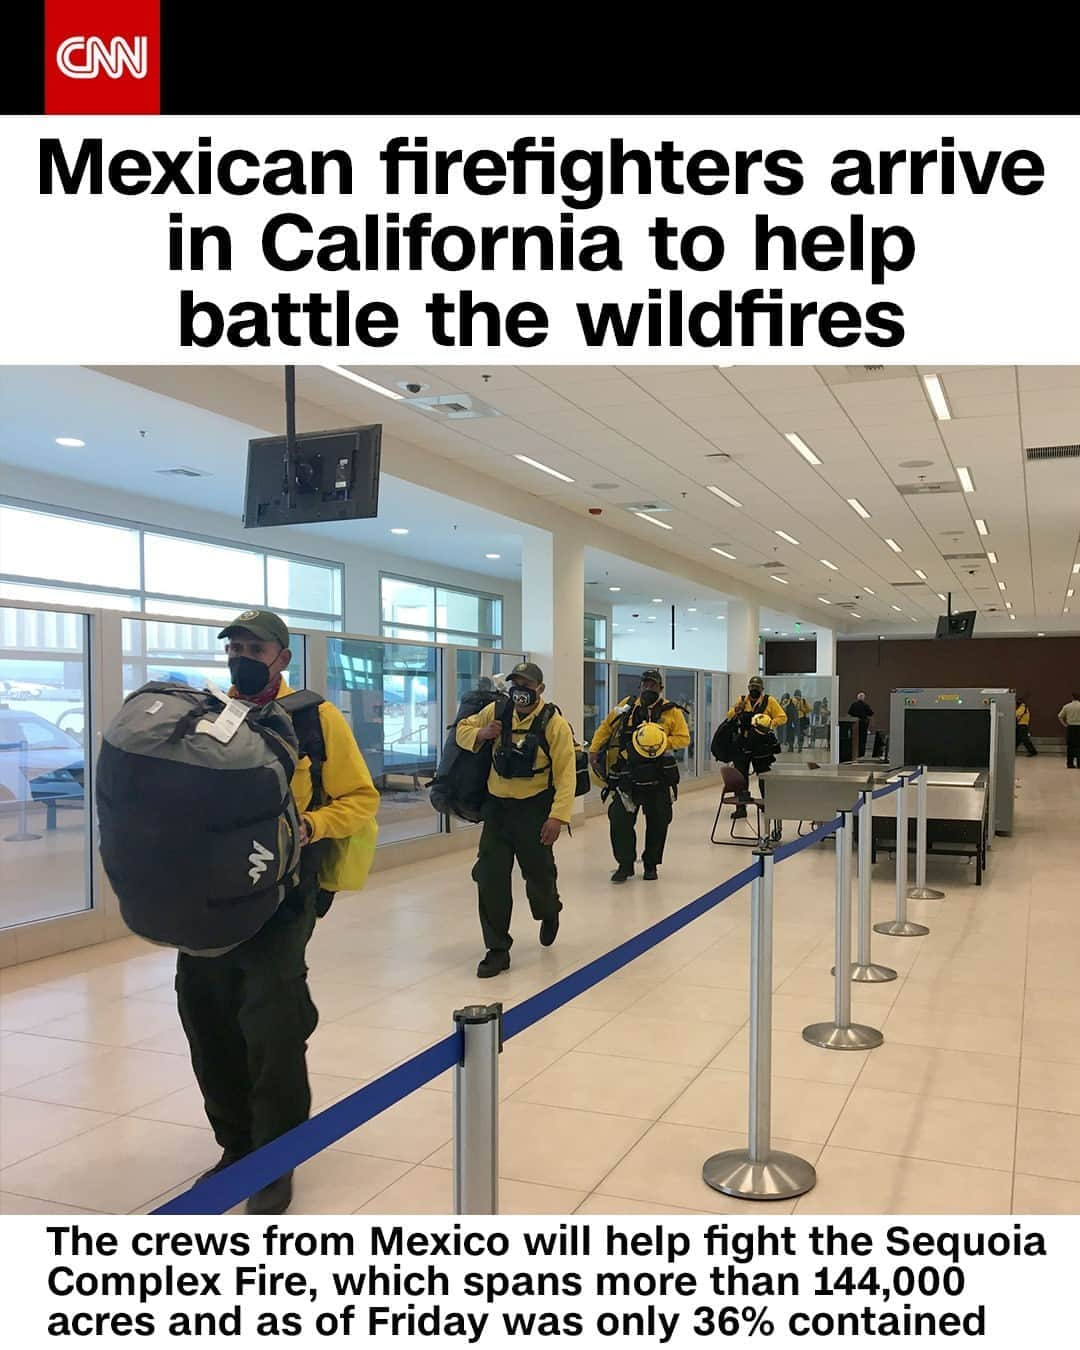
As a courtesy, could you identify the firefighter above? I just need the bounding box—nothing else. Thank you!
[1015,696,1038,757]
[589,668,690,883]
[724,676,787,818]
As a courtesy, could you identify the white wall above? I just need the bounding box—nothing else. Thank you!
[2,466,522,649]
[613,621,727,670]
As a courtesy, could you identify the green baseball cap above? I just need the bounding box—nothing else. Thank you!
[218,609,291,649]
[508,661,544,685]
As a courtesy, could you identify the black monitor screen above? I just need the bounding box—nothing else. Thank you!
[935,610,977,639]
[904,708,991,768]
[244,425,381,529]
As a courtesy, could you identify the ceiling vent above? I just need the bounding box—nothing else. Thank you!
[156,466,210,478]
[897,480,962,496]
[942,552,986,562]
[404,393,501,420]
[752,561,787,569]
[891,580,926,588]
[1026,444,1080,461]
[820,366,918,385]
[623,500,673,513]
[590,482,619,490]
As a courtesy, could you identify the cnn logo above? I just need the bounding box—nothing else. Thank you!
[56,35,148,80]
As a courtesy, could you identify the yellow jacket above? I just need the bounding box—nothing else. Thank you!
[456,697,577,824]
[589,696,691,775]
[265,680,380,844]
[1016,703,1031,726]
[727,694,788,727]
[795,697,811,718]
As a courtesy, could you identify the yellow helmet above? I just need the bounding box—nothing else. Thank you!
[632,721,669,759]
[751,713,773,731]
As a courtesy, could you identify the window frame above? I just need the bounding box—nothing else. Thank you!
[379,571,504,648]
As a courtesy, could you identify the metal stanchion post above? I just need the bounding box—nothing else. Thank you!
[875,772,929,937]
[803,811,883,1050]
[4,741,42,842]
[908,766,945,900]
[452,1004,501,1215]
[843,789,896,982]
[703,848,816,1199]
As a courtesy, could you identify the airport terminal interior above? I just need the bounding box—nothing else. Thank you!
[2,363,1080,1216]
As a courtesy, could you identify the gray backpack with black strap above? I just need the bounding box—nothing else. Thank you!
[96,682,303,955]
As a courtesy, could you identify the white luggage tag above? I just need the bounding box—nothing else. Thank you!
[196,680,252,744]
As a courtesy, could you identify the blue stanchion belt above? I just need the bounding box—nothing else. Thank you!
[154,859,760,1215]
[772,816,841,863]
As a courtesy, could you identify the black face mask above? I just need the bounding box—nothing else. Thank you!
[229,656,272,697]
[749,687,763,702]
[510,685,538,712]
[639,689,660,707]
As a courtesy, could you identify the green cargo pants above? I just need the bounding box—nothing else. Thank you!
[472,789,561,953]
[175,852,321,1159]
[608,786,673,870]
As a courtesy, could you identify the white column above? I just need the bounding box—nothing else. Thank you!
[816,625,836,676]
[726,599,760,707]
[521,529,585,812]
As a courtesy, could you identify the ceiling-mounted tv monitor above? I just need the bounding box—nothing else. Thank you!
[935,610,976,639]
[244,425,381,529]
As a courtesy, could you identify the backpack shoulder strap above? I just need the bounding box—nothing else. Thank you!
[532,703,559,758]
[279,690,328,805]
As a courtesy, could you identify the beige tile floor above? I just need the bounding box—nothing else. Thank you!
[1,757,1078,1215]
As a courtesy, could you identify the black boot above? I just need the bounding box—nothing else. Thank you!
[477,949,511,978]
[611,866,634,883]
[199,1150,247,1183]
[246,1172,293,1216]
[642,865,658,881]
[539,915,559,947]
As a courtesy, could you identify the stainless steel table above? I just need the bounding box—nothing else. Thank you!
[870,770,989,884]
[762,765,875,835]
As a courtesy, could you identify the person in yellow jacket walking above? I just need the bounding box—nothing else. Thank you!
[725,676,788,818]
[457,662,576,978]
[178,610,380,1216]
[589,668,690,883]
[1015,696,1038,757]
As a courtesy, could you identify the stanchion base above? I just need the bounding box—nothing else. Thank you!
[908,886,945,900]
[4,832,42,842]
[702,1149,817,1201]
[874,919,929,937]
[802,1021,883,1051]
[829,962,897,982]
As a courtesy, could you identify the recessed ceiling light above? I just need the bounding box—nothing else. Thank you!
[710,547,737,560]
[689,627,699,632]
[1010,614,1017,621]
[975,519,990,536]
[914,569,928,580]
[609,586,621,592]
[785,432,822,467]
[817,596,832,605]
[864,587,876,596]
[706,486,742,508]
[850,612,862,619]
[762,628,772,633]
[688,607,697,613]
[514,454,574,483]
[652,598,663,604]
[820,559,839,571]
[1005,601,1013,609]
[634,511,673,530]
[987,551,998,565]
[847,497,871,519]
[956,466,976,494]
[770,575,789,585]
[55,436,85,448]
[775,529,801,547]
[911,616,919,623]
[937,593,948,602]
[924,373,952,420]
[390,527,409,535]
[1069,589,1076,598]
[485,552,501,559]
[323,365,404,400]
[1066,608,1071,615]
[998,580,1007,591]
[1038,632,1046,637]
[1074,564,1080,575]
[647,616,657,622]
[884,538,903,553]
[891,604,903,612]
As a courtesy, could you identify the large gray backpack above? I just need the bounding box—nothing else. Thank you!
[96,683,303,955]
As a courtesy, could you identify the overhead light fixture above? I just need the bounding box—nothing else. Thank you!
[323,365,404,400]
[891,604,903,612]
[987,551,998,565]
[998,580,1007,591]
[785,432,822,467]
[924,373,952,420]
[914,569,928,580]
[390,527,409,536]
[975,519,989,536]
[688,607,697,613]
[762,628,772,633]
[1069,589,1076,598]
[55,436,86,448]
[689,626,699,631]
[1005,601,1013,609]
[609,586,621,592]
[634,511,673,530]
[1039,632,1046,637]
[652,597,663,604]
[1010,614,1017,621]
[864,587,876,596]
[1074,564,1080,575]
[817,596,832,605]
[911,616,919,624]
[884,538,903,553]
[706,485,742,508]
[937,593,948,602]
[514,454,574,483]
[847,497,871,519]
[710,547,737,560]
[1066,608,1071,615]
[820,559,839,571]
[485,552,501,559]
[647,616,657,622]
[956,466,976,494]
[770,575,789,585]
[850,612,862,619]
[775,529,801,547]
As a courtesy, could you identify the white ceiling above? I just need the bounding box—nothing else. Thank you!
[237,362,1079,638]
